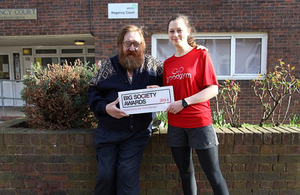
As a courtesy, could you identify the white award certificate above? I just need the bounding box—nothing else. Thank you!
[118,86,174,115]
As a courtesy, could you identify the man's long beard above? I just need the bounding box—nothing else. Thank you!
[119,49,144,71]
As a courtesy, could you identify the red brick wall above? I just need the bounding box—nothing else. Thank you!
[94,1,300,125]
[0,120,299,195]
[1,0,91,36]
[141,126,300,195]
[1,0,299,124]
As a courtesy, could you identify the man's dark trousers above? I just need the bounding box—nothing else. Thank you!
[93,127,151,195]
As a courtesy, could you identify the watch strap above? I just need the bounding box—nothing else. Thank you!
[182,99,188,108]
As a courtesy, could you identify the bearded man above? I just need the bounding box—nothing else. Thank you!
[88,25,163,195]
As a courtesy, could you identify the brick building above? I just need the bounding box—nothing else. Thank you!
[0,0,299,124]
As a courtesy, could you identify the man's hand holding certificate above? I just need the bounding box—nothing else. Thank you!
[118,86,174,115]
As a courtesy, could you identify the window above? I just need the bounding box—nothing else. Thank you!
[35,57,58,67]
[60,57,84,64]
[31,46,95,68]
[86,57,95,65]
[87,48,95,54]
[35,49,57,54]
[0,55,9,79]
[152,33,267,80]
[61,49,83,54]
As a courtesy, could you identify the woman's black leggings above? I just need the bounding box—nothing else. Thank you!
[171,146,229,195]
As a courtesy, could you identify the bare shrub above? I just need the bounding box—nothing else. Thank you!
[21,60,98,130]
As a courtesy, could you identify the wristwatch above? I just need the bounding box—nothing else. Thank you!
[182,99,189,108]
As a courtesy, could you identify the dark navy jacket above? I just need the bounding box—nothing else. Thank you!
[88,54,163,131]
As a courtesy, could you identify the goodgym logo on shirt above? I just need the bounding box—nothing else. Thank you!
[167,67,192,84]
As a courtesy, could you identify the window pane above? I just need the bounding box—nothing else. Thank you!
[87,48,95,53]
[60,57,84,65]
[35,49,57,54]
[61,49,83,54]
[35,57,58,68]
[156,39,175,62]
[196,39,230,76]
[0,55,9,79]
[13,53,21,80]
[86,57,95,66]
[235,38,261,74]
[23,48,32,55]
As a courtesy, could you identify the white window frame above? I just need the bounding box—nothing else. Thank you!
[29,45,95,65]
[152,33,268,80]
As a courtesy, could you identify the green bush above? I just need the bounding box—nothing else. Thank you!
[152,111,168,132]
[21,60,98,130]
[289,114,300,126]
[212,109,226,127]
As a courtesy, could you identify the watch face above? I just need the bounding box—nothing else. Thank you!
[182,99,188,108]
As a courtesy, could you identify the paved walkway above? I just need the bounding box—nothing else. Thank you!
[0,106,24,122]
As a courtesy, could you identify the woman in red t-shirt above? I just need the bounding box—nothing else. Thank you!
[164,14,229,195]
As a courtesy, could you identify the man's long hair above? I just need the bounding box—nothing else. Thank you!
[118,25,146,71]
[117,25,146,51]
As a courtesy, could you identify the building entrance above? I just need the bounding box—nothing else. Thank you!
[0,34,95,106]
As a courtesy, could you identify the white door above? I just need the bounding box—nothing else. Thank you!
[0,51,24,106]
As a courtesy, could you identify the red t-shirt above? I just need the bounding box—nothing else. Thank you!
[163,48,218,128]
